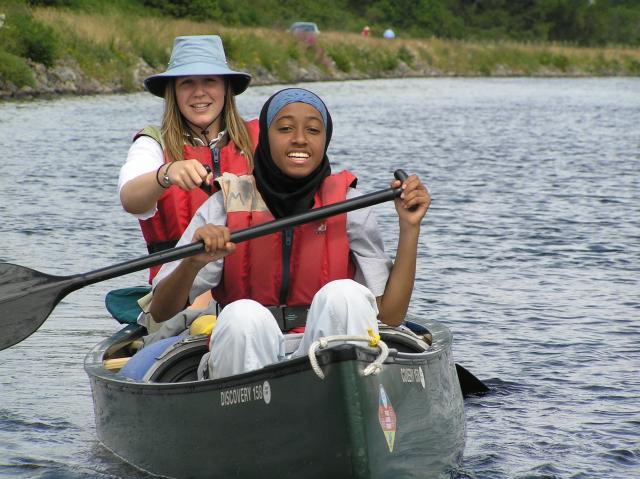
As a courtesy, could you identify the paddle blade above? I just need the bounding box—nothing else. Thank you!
[456,363,490,397]
[0,263,74,351]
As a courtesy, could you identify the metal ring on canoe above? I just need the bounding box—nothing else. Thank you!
[307,335,390,379]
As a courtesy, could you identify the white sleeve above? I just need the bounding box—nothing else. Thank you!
[346,189,393,297]
[152,192,227,305]
[118,136,164,220]
[153,188,393,303]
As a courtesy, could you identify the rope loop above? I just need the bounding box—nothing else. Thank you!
[307,334,389,380]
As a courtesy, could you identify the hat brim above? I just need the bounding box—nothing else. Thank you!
[144,62,251,97]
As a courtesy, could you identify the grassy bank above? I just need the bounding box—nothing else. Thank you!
[1,6,639,99]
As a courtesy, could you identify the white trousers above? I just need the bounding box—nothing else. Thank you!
[203,279,380,380]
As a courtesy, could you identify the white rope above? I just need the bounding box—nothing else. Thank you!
[307,334,389,379]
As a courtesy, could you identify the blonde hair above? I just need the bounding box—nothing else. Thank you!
[160,79,254,170]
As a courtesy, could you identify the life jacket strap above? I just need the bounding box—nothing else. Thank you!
[146,240,178,254]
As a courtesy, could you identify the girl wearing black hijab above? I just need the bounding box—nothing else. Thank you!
[150,88,431,380]
[253,87,334,218]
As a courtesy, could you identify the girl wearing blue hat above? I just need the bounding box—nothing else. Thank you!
[148,87,431,380]
[118,35,259,313]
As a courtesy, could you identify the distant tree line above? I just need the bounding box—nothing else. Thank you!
[26,0,640,46]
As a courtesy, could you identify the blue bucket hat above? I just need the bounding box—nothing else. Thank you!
[144,35,251,98]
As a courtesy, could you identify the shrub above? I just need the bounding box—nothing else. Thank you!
[0,49,36,88]
[330,43,398,73]
[133,39,168,70]
[416,46,434,65]
[624,56,640,75]
[28,0,76,5]
[326,44,352,72]
[0,11,59,66]
[554,54,569,71]
[397,45,414,66]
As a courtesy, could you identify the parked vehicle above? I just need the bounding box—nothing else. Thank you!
[288,21,320,45]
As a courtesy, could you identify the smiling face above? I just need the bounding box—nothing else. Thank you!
[267,102,326,178]
[175,75,226,131]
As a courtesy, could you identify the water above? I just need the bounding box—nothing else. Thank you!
[1,78,639,478]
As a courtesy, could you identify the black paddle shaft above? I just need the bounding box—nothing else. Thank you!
[0,170,409,351]
[82,169,409,286]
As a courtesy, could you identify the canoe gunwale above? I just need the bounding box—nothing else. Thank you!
[86,332,450,397]
[84,315,454,395]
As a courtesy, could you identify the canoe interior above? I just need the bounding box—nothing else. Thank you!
[85,317,466,479]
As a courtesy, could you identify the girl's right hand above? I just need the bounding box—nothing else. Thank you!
[390,174,431,226]
[164,159,212,191]
[186,224,236,269]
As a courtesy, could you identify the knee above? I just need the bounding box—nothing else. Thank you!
[211,299,282,350]
[299,280,379,349]
[312,279,379,321]
[215,299,272,335]
[207,299,284,378]
[315,279,376,306]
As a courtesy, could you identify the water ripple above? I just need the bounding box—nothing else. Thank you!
[1,78,639,478]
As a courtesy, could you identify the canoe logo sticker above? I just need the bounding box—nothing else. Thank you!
[263,381,271,404]
[220,381,272,407]
[378,385,397,452]
[401,367,425,389]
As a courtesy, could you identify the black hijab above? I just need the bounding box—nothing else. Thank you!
[253,88,332,218]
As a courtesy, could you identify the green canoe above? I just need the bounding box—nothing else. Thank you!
[84,317,466,478]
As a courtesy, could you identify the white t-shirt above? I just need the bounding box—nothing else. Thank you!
[118,136,164,220]
[153,188,393,303]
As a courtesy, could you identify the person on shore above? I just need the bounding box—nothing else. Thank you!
[149,87,431,380]
[117,34,259,318]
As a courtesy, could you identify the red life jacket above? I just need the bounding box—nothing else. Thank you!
[136,120,259,282]
[213,170,357,307]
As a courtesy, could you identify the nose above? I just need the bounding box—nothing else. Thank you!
[292,127,307,145]
[193,79,205,96]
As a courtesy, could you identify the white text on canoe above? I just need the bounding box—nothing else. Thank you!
[220,381,271,407]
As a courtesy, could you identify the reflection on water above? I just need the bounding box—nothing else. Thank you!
[1,78,639,478]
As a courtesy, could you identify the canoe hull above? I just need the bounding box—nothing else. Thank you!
[85,319,465,478]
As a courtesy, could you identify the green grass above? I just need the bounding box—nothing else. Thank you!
[1,4,639,96]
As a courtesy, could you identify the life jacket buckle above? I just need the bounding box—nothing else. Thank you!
[268,306,308,332]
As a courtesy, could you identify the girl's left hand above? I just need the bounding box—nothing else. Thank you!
[391,174,431,226]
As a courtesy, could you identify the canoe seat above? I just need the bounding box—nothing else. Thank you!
[117,334,209,383]
[145,337,208,383]
[119,335,190,381]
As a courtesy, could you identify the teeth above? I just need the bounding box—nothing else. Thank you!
[288,152,309,158]
[193,103,209,108]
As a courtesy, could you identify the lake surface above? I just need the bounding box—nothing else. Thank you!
[1,77,639,478]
